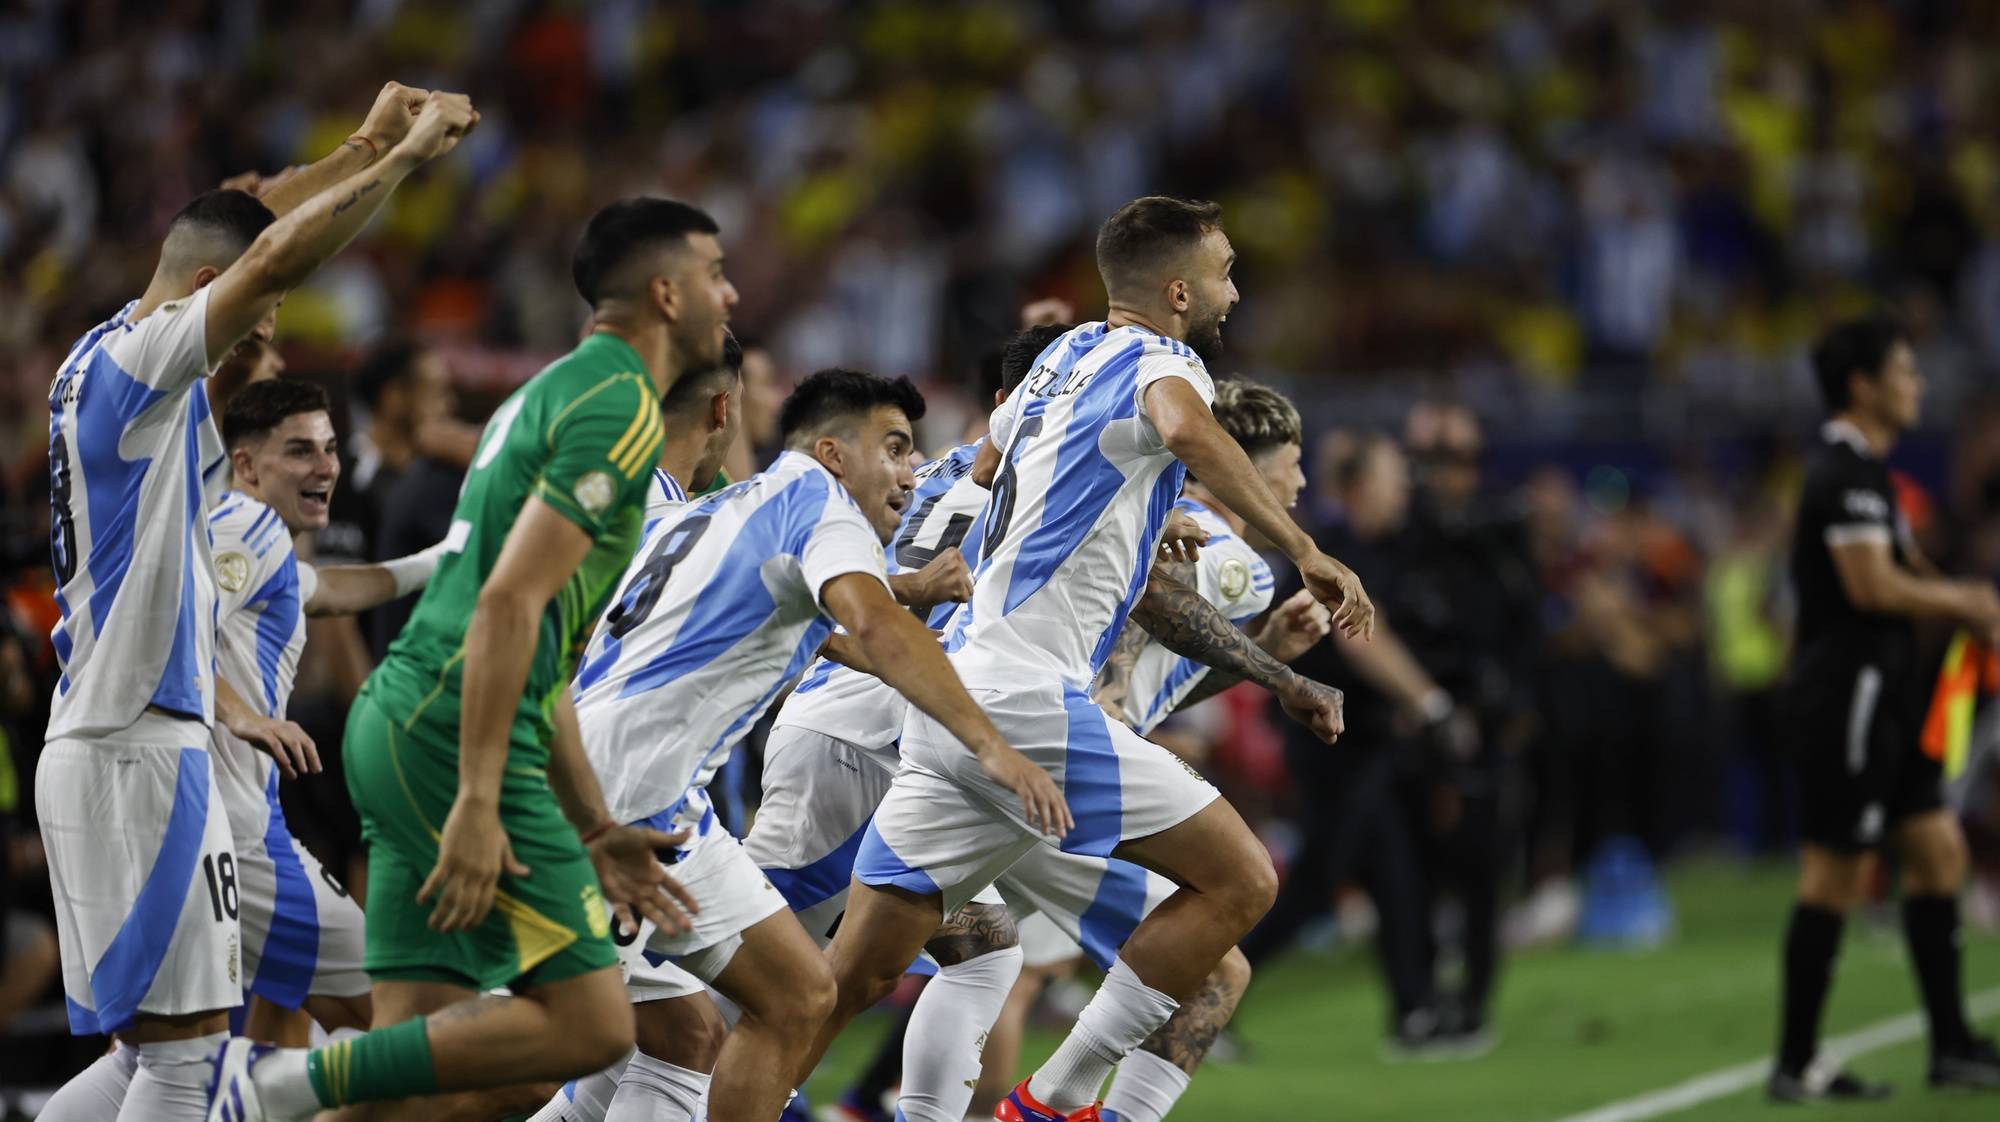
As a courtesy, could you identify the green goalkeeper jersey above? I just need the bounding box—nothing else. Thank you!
[379,331,664,756]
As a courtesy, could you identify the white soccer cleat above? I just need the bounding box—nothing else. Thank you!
[206,1038,276,1122]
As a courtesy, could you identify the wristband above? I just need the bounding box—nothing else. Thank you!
[383,541,449,598]
[1417,688,1454,724]
[347,134,379,163]
[580,820,614,846]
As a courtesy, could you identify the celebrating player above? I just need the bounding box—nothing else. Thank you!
[206,196,723,1121]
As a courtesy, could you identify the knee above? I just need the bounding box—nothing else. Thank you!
[1226,850,1279,928]
[565,1001,636,1074]
[1212,946,1252,1002]
[1796,849,1867,913]
[1908,829,1969,896]
[635,999,728,1071]
[750,954,838,1036]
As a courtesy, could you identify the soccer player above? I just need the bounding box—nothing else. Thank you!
[206,196,726,1121]
[208,380,450,1048]
[568,368,1064,1122]
[788,196,1367,1122]
[37,82,472,1122]
[1769,317,2000,1101]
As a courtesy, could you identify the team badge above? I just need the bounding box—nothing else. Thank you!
[1219,558,1250,601]
[216,551,250,593]
[580,883,611,939]
[575,471,616,516]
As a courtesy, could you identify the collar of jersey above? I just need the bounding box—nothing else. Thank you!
[1822,418,1877,458]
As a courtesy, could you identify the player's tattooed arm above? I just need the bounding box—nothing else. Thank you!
[1091,610,1151,717]
[924,900,1021,967]
[249,82,428,217]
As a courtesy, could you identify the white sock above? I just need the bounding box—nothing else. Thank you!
[604,1052,709,1122]
[1102,1049,1191,1122]
[248,1048,321,1120]
[900,946,1024,1122]
[38,1041,138,1122]
[532,1051,631,1122]
[1028,959,1177,1113]
[117,1034,226,1122]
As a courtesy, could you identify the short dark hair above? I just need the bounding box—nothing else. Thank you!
[1811,316,1908,413]
[352,337,421,411]
[1000,324,1071,396]
[779,368,927,447]
[1096,196,1224,296]
[572,197,721,307]
[662,329,744,416]
[167,189,276,255]
[223,378,331,448]
[1212,379,1302,458]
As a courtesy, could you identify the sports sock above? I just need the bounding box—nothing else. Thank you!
[1902,894,1973,1055]
[603,1052,709,1122]
[39,1040,138,1122]
[118,1034,225,1122]
[1028,958,1178,1113]
[1102,1049,1191,1122]
[1776,903,1844,1076]
[256,1015,436,1112]
[900,946,1023,1122]
[530,1052,632,1122]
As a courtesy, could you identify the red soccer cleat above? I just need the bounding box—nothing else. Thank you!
[995,1079,1103,1122]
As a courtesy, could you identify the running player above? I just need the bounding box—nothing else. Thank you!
[566,368,1063,1122]
[37,82,470,1122]
[790,197,1369,1122]
[207,196,723,1121]
[208,380,449,1047]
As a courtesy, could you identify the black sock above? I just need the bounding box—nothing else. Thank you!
[1903,894,1973,1055]
[1778,903,1845,1076]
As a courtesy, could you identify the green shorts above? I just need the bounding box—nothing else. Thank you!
[343,673,617,991]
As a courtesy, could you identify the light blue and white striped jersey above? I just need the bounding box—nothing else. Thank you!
[207,491,316,840]
[772,439,991,763]
[646,466,690,517]
[575,451,891,830]
[46,287,230,739]
[947,322,1214,690]
[1119,497,1275,734]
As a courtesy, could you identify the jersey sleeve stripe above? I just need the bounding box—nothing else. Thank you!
[614,396,664,479]
[607,382,662,477]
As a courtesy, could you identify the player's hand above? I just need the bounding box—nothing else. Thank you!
[1158,510,1210,564]
[1261,589,1333,662]
[225,712,320,779]
[393,91,479,165]
[357,81,430,151]
[1276,676,1345,744]
[1958,581,2000,632]
[892,549,974,611]
[419,799,528,932]
[977,744,1073,837]
[587,824,701,938]
[1299,552,1374,640]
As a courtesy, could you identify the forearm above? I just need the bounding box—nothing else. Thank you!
[1092,621,1150,712]
[857,611,1008,756]
[256,137,375,218]
[545,692,614,835]
[1166,427,1314,562]
[1129,570,1298,695]
[454,592,542,804]
[213,675,256,728]
[242,150,419,293]
[304,565,398,616]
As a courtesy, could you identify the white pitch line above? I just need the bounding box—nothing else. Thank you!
[1549,986,2000,1122]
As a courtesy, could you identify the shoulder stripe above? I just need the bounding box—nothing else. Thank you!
[611,390,663,478]
[545,370,643,445]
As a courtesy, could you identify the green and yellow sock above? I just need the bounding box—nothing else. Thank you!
[306,1017,438,1106]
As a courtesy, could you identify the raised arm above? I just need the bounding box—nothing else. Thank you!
[820,572,1072,836]
[1145,377,1374,638]
[253,83,430,218]
[204,90,478,363]
[300,541,447,617]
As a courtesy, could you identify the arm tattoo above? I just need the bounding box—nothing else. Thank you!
[331,177,384,216]
[1093,610,1153,711]
[1173,662,1241,711]
[1138,964,1244,1074]
[1129,567,1295,695]
[924,900,1020,967]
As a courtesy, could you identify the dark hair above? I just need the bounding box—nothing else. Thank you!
[1096,196,1224,295]
[167,189,276,255]
[779,368,927,447]
[223,378,331,448]
[1811,316,1908,413]
[1212,379,1302,458]
[352,337,421,410]
[662,329,745,415]
[1000,324,1071,397]
[572,197,721,307]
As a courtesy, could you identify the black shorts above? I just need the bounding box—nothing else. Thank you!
[1786,658,1943,853]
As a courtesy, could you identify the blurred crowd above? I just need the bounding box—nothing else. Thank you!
[12,0,2000,1074]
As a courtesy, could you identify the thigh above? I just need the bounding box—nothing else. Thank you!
[1112,796,1267,899]
[1787,668,1891,855]
[711,907,832,1013]
[997,851,1175,971]
[856,766,1038,916]
[37,736,239,1034]
[747,727,893,942]
[641,830,787,983]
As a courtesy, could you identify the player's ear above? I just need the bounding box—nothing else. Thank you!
[813,434,847,479]
[228,444,257,485]
[650,273,676,323]
[710,389,731,431]
[193,265,222,290]
[1167,277,1190,313]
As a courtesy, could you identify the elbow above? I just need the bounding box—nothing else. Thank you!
[1155,414,1203,457]
[472,583,541,630]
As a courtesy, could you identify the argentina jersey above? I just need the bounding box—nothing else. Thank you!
[645,465,690,521]
[206,492,312,840]
[948,322,1215,690]
[574,451,892,830]
[1121,497,1275,734]
[772,439,991,764]
[46,287,231,739]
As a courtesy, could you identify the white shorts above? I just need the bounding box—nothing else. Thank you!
[636,826,787,984]
[995,848,1177,972]
[744,725,896,945]
[613,918,707,1003]
[236,780,369,1005]
[857,680,1219,913]
[37,721,241,1034]
[1016,912,1083,969]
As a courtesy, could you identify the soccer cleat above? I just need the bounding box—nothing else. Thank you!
[1930,1035,2000,1089]
[206,1038,276,1122]
[1765,1066,1893,1103]
[996,1079,1103,1121]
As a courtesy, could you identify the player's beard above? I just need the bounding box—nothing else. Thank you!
[1188,302,1227,364]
